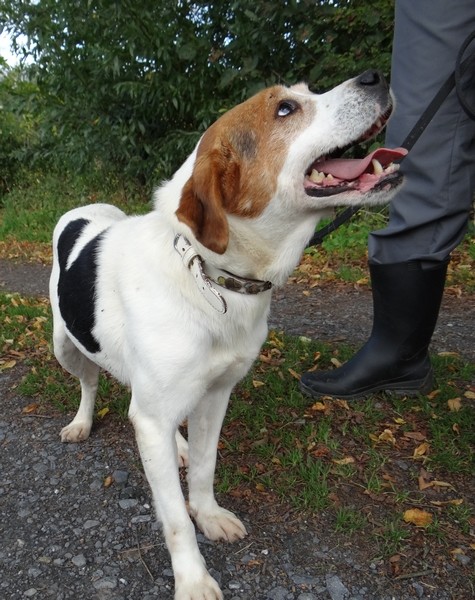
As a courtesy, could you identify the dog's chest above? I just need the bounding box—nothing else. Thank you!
[205,324,266,385]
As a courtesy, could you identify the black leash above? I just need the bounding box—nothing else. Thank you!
[306,30,475,248]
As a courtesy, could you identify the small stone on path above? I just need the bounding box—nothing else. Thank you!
[326,574,350,600]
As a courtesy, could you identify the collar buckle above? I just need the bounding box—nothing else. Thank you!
[174,234,273,314]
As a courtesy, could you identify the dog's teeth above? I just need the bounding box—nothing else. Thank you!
[326,173,334,181]
[371,158,384,175]
[376,118,382,129]
[383,162,399,174]
[309,169,325,183]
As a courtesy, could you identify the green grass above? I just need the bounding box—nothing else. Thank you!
[448,503,473,536]
[319,207,388,260]
[0,170,149,244]
[334,507,367,534]
[374,519,411,557]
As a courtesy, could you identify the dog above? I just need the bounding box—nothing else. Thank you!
[49,69,405,600]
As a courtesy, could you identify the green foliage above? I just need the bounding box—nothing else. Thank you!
[0,0,395,185]
[0,67,39,197]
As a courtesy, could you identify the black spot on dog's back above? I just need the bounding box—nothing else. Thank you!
[57,219,89,270]
[57,219,104,353]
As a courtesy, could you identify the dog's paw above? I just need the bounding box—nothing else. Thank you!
[175,430,189,467]
[60,421,91,443]
[193,507,247,542]
[175,573,223,600]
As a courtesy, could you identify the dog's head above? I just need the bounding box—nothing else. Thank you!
[176,70,405,254]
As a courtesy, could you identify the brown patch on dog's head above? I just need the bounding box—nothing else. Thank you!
[176,85,316,253]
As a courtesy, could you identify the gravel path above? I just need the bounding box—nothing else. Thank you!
[1,259,473,599]
[0,375,461,600]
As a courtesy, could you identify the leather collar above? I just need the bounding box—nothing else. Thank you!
[174,234,272,314]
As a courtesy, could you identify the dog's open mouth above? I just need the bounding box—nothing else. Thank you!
[304,116,408,198]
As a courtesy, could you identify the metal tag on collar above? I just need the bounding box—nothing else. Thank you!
[174,234,227,314]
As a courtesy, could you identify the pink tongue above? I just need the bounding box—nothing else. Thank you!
[314,147,408,180]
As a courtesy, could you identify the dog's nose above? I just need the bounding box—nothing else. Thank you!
[356,69,387,88]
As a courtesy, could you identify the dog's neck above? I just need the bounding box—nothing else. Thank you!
[174,234,272,314]
[211,212,320,287]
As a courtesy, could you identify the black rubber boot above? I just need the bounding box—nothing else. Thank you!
[300,260,448,400]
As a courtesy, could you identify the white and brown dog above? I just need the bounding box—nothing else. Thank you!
[50,70,405,599]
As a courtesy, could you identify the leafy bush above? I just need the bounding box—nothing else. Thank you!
[0,67,38,198]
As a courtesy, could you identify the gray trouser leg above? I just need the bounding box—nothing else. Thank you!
[369,0,475,265]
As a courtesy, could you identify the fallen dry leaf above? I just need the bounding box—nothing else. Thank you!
[310,401,327,412]
[403,431,426,441]
[246,559,263,567]
[413,442,430,459]
[332,456,355,465]
[310,444,331,459]
[250,438,268,449]
[287,368,300,380]
[378,429,396,445]
[104,475,113,488]
[418,468,432,490]
[447,397,462,412]
[430,499,464,507]
[464,390,475,399]
[389,554,401,577]
[418,470,455,491]
[22,402,39,414]
[334,399,350,411]
[97,407,110,419]
[403,508,433,527]
[431,480,455,490]
[0,359,17,371]
[252,380,265,388]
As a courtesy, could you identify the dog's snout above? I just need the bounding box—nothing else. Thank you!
[356,69,387,89]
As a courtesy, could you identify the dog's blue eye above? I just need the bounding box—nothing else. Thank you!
[277,101,297,117]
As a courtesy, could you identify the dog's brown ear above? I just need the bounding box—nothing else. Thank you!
[176,147,240,255]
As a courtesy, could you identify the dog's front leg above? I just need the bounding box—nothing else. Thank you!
[129,399,222,600]
[187,384,248,543]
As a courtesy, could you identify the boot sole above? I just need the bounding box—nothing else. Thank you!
[300,368,435,401]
